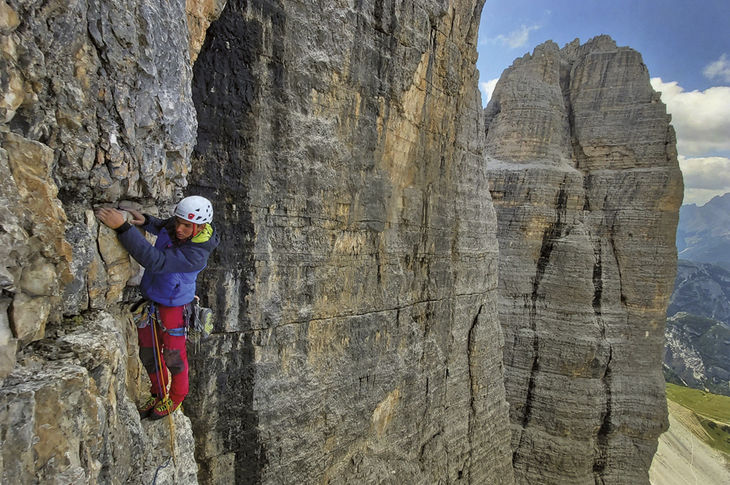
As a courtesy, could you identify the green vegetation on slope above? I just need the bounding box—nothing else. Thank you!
[666,383,730,455]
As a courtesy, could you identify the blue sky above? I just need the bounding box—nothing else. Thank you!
[477,0,730,205]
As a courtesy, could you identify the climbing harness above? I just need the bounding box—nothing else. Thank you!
[130,300,179,468]
[128,296,215,471]
[131,299,186,336]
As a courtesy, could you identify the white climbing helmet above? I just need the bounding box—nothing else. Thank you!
[174,195,213,224]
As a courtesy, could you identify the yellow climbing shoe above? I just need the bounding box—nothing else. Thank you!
[150,396,182,420]
[138,395,159,419]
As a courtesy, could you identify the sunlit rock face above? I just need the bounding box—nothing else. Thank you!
[485,36,683,484]
[187,1,513,483]
[0,0,200,352]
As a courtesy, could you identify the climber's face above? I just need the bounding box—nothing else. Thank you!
[175,217,196,240]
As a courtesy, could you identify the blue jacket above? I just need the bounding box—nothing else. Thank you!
[117,215,219,306]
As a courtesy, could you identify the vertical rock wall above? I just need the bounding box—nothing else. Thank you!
[187,1,513,483]
[0,0,199,364]
[485,37,683,484]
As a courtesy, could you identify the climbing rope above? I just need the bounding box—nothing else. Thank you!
[150,306,178,469]
[150,456,172,485]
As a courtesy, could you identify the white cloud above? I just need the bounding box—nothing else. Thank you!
[703,54,730,82]
[650,78,730,156]
[677,155,730,205]
[484,25,540,49]
[679,155,730,187]
[683,187,727,206]
[480,78,499,104]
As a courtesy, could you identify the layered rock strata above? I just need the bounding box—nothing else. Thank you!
[187,1,512,483]
[0,1,682,484]
[485,37,683,484]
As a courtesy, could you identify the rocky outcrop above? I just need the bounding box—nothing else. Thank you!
[185,0,227,63]
[187,1,512,483]
[0,0,199,366]
[485,37,683,483]
[0,2,682,484]
[0,312,199,484]
[0,0,213,481]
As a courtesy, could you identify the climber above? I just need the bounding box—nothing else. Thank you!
[95,196,219,420]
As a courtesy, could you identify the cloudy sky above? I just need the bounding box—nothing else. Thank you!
[477,0,730,206]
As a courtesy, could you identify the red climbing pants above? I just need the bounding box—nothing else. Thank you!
[138,304,189,404]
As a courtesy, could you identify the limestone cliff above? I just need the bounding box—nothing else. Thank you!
[187,1,512,483]
[0,0,514,483]
[485,37,683,484]
[0,1,681,483]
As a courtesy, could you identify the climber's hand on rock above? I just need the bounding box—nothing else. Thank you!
[95,207,126,229]
[122,207,145,226]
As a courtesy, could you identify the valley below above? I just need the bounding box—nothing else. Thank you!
[650,385,730,485]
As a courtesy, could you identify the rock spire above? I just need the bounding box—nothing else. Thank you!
[485,36,683,483]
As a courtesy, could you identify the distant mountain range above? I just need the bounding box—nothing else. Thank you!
[677,193,730,269]
[665,260,730,396]
[668,260,730,324]
[666,194,730,396]
[664,312,730,396]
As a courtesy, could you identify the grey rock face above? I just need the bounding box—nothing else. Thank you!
[1,0,514,483]
[0,311,198,484]
[187,1,512,483]
[485,37,683,484]
[0,0,198,353]
[0,2,681,485]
